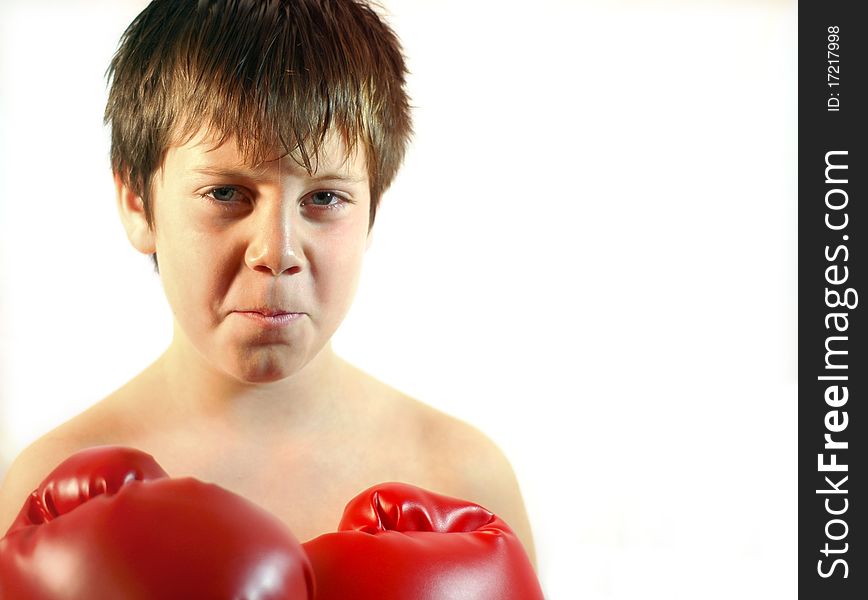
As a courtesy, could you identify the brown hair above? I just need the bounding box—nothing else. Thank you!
[104,0,412,271]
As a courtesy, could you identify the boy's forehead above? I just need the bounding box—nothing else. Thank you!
[165,125,366,180]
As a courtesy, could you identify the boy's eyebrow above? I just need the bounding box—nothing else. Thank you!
[191,166,367,184]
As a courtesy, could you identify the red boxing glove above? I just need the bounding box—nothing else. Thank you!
[303,483,544,599]
[0,446,314,600]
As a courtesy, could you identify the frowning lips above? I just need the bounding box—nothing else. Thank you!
[238,307,300,317]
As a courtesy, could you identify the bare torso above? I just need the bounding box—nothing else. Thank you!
[0,356,536,563]
[59,363,461,542]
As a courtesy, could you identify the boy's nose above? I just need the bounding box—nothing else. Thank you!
[244,206,304,276]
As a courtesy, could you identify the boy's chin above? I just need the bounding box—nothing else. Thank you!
[234,367,292,385]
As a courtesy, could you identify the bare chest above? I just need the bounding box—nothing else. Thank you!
[146,435,442,543]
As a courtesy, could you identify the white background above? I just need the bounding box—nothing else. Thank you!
[0,1,796,598]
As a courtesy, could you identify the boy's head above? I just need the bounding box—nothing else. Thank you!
[105,0,412,384]
[105,0,412,272]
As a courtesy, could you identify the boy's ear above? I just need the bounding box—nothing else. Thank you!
[114,172,156,255]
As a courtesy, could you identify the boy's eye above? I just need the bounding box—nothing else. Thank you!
[307,191,341,207]
[209,186,241,202]
[301,191,354,213]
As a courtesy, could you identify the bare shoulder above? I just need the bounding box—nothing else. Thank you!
[0,433,87,534]
[391,396,538,568]
[0,398,125,534]
[342,365,537,565]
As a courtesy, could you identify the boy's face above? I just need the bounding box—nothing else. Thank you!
[131,127,372,383]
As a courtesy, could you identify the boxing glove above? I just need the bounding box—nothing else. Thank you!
[0,445,314,600]
[302,482,544,599]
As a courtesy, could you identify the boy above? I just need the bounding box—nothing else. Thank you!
[0,0,535,569]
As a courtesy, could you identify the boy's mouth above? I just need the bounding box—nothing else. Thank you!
[235,310,305,329]
[241,308,297,317]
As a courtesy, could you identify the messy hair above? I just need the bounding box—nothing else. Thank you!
[104,0,412,270]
